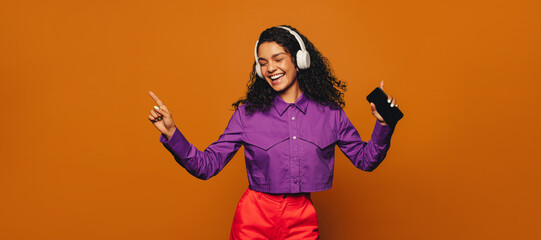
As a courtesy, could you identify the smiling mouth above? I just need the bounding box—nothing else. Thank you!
[269,73,284,84]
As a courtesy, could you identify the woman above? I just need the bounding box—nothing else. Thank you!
[148,25,399,239]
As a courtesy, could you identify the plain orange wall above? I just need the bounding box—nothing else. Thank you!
[1,0,540,239]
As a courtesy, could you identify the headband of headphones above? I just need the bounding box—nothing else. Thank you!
[254,26,311,78]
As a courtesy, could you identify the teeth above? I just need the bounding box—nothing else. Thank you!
[270,74,283,80]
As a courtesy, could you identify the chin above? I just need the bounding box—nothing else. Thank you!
[266,76,293,93]
[271,85,287,92]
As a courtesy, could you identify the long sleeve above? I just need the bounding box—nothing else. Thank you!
[159,109,244,180]
[336,109,394,172]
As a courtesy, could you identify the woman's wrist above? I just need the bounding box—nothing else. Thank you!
[164,127,176,140]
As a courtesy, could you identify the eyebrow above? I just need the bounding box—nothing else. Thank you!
[258,52,286,61]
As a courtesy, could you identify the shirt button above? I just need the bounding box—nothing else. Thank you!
[291,117,295,120]
[292,136,297,140]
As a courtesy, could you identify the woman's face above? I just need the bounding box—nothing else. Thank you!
[257,41,298,94]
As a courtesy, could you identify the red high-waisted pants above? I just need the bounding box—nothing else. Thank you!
[230,188,320,240]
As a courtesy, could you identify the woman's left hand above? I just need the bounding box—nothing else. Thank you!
[370,80,398,126]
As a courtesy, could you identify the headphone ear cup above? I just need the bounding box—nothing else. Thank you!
[256,62,263,78]
[296,50,311,69]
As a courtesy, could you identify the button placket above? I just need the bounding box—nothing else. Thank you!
[288,106,301,188]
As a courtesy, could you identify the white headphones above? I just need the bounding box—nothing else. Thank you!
[254,26,311,78]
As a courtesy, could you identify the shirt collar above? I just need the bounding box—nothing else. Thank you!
[273,92,308,116]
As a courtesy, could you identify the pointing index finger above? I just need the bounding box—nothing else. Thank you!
[148,91,165,106]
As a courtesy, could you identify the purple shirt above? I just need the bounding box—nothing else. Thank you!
[160,93,394,194]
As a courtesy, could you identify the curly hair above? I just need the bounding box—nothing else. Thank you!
[232,25,347,113]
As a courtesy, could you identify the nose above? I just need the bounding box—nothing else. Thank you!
[267,61,277,73]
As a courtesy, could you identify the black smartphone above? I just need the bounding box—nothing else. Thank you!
[366,87,403,126]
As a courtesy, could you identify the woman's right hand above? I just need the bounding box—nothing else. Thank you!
[148,91,176,139]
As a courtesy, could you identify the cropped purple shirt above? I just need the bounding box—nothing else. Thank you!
[160,93,394,194]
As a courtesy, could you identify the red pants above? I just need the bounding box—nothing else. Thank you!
[230,188,320,240]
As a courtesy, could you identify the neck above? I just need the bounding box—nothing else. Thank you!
[278,82,302,103]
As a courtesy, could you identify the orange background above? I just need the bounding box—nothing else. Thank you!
[1,0,540,239]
